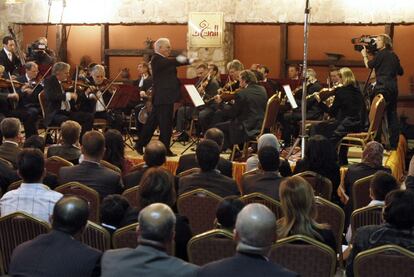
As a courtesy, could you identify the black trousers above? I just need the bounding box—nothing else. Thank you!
[51,110,94,138]
[9,107,40,139]
[137,104,174,150]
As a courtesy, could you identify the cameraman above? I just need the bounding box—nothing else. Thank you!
[27,37,56,66]
[361,34,403,149]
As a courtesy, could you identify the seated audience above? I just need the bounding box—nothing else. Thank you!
[103,129,133,175]
[101,203,198,276]
[9,196,102,277]
[0,158,19,193]
[215,197,245,232]
[345,171,400,243]
[404,154,414,191]
[198,203,298,277]
[100,194,138,234]
[277,176,337,252]
[137,167,192,260]
[47,120,82,164]
[241,146,284,200]
[178,139,239,197]
[0,117,22,168]
[123,140,167,189]
[294,135,340,203]
[245,133,292,177]
[346,190,414,277]
[0,149,62,222]
[59,130,123,199]
[176,128,233,178]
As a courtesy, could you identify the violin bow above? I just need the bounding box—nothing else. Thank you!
[8,72,18,110]
[100,70,122,96]
[31,66,52,92]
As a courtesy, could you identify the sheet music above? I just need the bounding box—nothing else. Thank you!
[184,85,205,107]
[283,85,298,109]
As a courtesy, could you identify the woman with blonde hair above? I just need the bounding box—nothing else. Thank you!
[278,176,336,251]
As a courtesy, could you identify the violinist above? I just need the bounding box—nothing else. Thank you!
[0,36,21,77]
[310,67,364,164]
[133,62,153,134]
[43,62,93,138]
[0,65,19,122]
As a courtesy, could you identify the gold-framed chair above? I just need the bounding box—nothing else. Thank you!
[187,229,236,266]
[177,189,223,235]
[295,171,333,200]
[176,167,200,178]
[7,180,23,191]
[0,212,51,274]
[354,244,414,277]
[45,156,73,176]
[339,94,386,152]
[38,91,61,143]
[350,205,383,242]
[55,182,100,223]
[121,185,140,209]
[0,157,13,168]
[100,160,122,174]
[352,174,375,211]
[129,162,146,173]
[239,192,282,219]
[78,220,110,252]
[269,235,337,277]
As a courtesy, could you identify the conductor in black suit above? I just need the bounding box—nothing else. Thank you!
[135,38,193,157]
[0,36,21,76]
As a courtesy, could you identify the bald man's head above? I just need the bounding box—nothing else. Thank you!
[144,141,167,167]
[235,203,276,255]
[52,196,89,236]
[138,203,176,243]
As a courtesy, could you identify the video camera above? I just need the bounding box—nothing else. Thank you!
[351,35,378,54]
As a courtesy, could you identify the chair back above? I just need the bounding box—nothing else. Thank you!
[7,180,23,191]
[38,91,47,119]
[177,189,223,235]
[0,157,13,168]
[354,244,414,277]
[121,186,140,209]
[100,160,122,173]
[350,205,384,242]
[78,221,110,252]
[367,94,386,139]
[295,171,333,200]
[112,223,174,256]
[45,156,73,176]
[176,167,200,178]
[239,192,282,219]
[129,162,146,173]
[314,196,345,256]
[0,212,51,273]
[269,235,337,277]
[352,174,375,210]
[55,182,100,223]
[259,94,281,136]
[187,229,236,266]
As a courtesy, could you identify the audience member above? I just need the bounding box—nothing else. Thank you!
[123,140,167,189]
[215,197,245,232]
[0,158,19,193]
[0,149,62,222]
[198,203,298,277]
[59,130,123,199]
[100,194,137,234]
[294,135,340,203]
[277,176,337,252]
[137,167,192,260]
[0,117,22,168]
[346,190,414,277]
[178,139,239,197]
[9,196,102,277]
[47,120,81,164]
[176,128,233,178]
[404,154,414,190]
[101,203,198,276]
[103,129,133,175]
[241,146,284,200]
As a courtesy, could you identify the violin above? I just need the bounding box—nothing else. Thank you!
[61,79,90,92]
[0,78,24,89]
[306,83,343,102]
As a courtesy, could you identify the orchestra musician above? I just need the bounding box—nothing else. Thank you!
[135,38,194,157]
[215,69,267,152]
[328,67,341,87]
[257,65,282,98]
[287,64,300,89]
[0,36,21,77]
[43,62,93,138]
[134,62,153,134]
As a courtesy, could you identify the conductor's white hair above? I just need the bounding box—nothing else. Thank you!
[154,38,170,52]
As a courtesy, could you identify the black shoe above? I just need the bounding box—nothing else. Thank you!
[166,150,177,157]
[135,144,144,155]
[45,134,54,145]
[177,132,189,142]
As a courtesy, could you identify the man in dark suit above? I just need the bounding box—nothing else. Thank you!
[0,117,22,168]
[9,196,102,277]
[123,140,167,189]
[241,146,284,200]
[59,131,123,199]
[47,120,81,164]
[135,38,193,157]
[198,203,298,277]
[101,203,198,276]
[43,62,93,138]
[176,127,232,178]
[178,139,239,197]
[0,36,21,76]
[215,69,267,150]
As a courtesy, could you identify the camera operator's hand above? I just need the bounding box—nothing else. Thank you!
[360,46,368,57]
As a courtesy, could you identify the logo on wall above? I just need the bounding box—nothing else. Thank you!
[189,12,224,47]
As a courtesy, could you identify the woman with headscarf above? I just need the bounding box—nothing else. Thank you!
[245,133,292,177]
